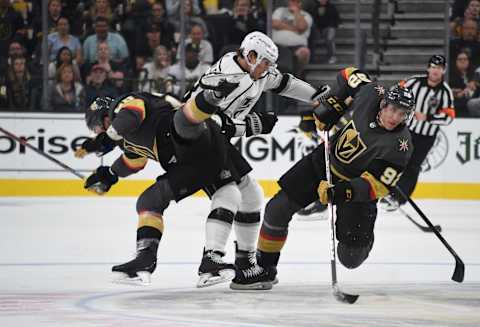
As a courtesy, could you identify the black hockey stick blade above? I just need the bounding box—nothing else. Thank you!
[452,257,465,283]
[333,285,359,304]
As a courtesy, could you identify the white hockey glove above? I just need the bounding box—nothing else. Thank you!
[245,112,278,137]
[211,113,246,138]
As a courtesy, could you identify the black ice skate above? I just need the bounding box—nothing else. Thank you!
[112,240,158,285]
[295,201,328,221]
[230,243,272,290]
[197,249,236,288]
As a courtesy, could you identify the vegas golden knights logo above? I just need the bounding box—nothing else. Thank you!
[335,120,367,164]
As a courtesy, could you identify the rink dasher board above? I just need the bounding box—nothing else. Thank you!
[0,112,479,198]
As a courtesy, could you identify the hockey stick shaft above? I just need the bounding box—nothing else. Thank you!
[395,186,464,283]
[384,196,441,232]
[323,131,359,303]
[0,126,85,180]
[397,205,442,232]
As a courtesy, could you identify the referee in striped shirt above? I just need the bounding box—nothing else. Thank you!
[385,54,455,210]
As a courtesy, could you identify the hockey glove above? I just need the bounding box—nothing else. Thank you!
[84,166,119,195]
[211,113,246,138]
[318,180,354,205]
[245,112,278,137]
[74,132,116,158]
[311,84,332,106]
[313,95,346,131]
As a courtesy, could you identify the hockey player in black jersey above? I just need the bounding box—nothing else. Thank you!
[75,92,232,284]
[249,67,416,285]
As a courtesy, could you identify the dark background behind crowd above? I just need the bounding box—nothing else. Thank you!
[0,0,479,118]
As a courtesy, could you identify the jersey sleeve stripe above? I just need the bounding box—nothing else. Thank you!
[271,73,290,94]
[360,171,390,199]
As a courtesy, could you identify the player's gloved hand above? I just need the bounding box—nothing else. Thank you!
[313,95,346,131]
[298,110,316,138]
[246,112,278,137]
[74,132,116,158]
[211,113,246,138]
[84,166,119,195]
[311,84,332,107]
[318,180,354,205]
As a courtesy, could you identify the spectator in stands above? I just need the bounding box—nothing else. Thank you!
[84,64,118,105]
[449,50,475,116]
[272,0,313,77]
[148,1,176,40]
[305,0,341,64]
[178,23,214,64]
[451,0,480,38]
[168,0,209,41]
[140,45,172,93]
[48,17,83,64]
[166,0,203,18]
[82,0,122,37]
[450,19,480,68]
[467,67,480,116]
[48,63,85,112]
[110,70,129,94]
[137,22,175,61]
[83,41,124,80]
[48,46,81,82]
[83,16,129,64]
[33,0,62,41]
[5,55,37,111]
[0,0,25,59]
[0,41,28,76]
[168,43,209,97]
[224,0,265,48]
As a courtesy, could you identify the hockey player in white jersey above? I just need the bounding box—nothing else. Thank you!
[175,31,328,290]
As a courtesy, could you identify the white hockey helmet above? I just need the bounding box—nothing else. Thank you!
[240,31,278,74]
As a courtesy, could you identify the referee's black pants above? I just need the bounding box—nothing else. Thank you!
[394,132,436,204]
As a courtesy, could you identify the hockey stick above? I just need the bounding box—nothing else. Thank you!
[0,126,85,179]
[395,186,464,283]
[384,196,442,232]
[323,131,359,304]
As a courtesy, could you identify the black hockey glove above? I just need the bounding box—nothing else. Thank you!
[211,112,246,138]
[299,110,316,135]
[245,112,278,137]
[313,95,346,131]
[318,180,354,205]
[311,84,332,104]
[74,132,116,158]
[84,166,119,195]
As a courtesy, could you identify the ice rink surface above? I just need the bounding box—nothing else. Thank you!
[1,196,479,327]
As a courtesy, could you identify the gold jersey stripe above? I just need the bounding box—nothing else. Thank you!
[122,155,147,170]
[138,211,164,233]
[190,98,213,121]
[331,164,352,181]
[361,171,390,199]
[258,237,286,253]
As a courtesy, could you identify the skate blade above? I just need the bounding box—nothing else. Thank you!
[229,281,273,290]
[197,269,236,288]
[295,213,328,221]
[112,271,152,286]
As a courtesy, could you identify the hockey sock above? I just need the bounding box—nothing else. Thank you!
[205,208,234,251]
[234,212,260,252]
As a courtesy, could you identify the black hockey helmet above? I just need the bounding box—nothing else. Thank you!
[383,84,415,124]
[85,96,115,131]
[428,54,446,68]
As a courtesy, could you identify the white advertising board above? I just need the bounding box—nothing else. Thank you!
[1,113,479,184]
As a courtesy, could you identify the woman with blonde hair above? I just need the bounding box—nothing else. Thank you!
[48,63,85,112]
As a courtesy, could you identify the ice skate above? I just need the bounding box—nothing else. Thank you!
[295,201,328,221]
[112,241,157,286]
[379,195,399,212]
[197,249,235,288]
[230,244,272,290]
